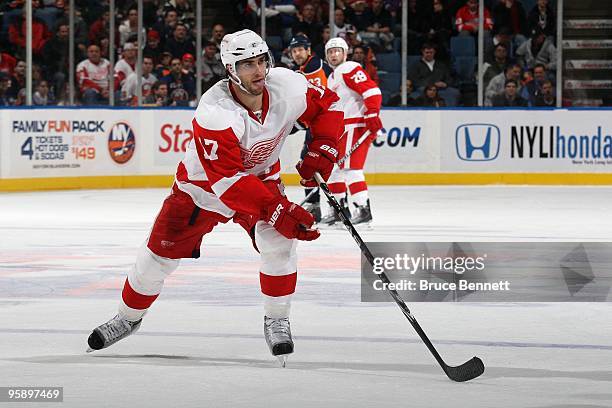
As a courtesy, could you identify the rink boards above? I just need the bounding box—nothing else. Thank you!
[1,107,612,191]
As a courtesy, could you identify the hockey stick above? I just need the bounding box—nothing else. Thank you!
[300,130,372,206]
[313,172,485,382]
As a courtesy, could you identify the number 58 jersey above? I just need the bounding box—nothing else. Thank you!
[175,67,343,219]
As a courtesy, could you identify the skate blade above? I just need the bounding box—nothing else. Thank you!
[86,347,95,353]
[276,355,288,368]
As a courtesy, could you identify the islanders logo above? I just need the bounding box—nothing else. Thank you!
[108,122,136,164]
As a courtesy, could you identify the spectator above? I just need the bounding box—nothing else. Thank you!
[520,63,547,106]
[119,6,142,46]
[422,0,453,60]
[492,0,528,46]
[351,45,379,83]
[209,23,225,48]
[42,22,71,103]
[8,8,52,59]
[164,23,195,59]
[332,8,350,38]
[415,83,446,107]
[408,43,459,106]
[344,0,370,33]
[155,51,173,78]
[201,41,224,92]
[515,28,557,71]
[143,80,171,106]
[161,57,195,104]
[256,0,298,37]
[33,79,55,105]
[144,30,163,65]
[482,43,510,89]
[402,0,428,54]
[6,59,26,103]
[387,79,417,106]
[114,42,137,92]
[312,25,331,58]
[361,0,394,52]
[527,0,555,38]
[76,44,111,105]
[455,0,493,36]
[491,78,527,106]
[154,9,179,44]
[89,10,110,45]
[0,50,17,76]
[485,63,522,105]
[181,53,195,75]
[292,3,324,47]
[121,56,157,106]
[163,0,195,29]
[58,3,88,54]
[0,73,11,106]
[484,26,512,62]
[534,79,555,106]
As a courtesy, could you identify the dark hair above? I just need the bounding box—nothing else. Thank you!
[494,43,508,51]
[421,42,436,51]
[504,78,518,87]
[505,63,521,73]
[533,63,546,72]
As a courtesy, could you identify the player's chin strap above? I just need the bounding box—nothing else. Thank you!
[228,72,261,96]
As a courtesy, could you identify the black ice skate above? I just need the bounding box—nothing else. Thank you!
[351,199,373,227]
[318,198,351,228]
[264,316,294,367]
[86,315,142,352]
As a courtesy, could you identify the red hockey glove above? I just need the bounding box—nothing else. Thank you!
[264,196,320,241]
[364,111,383,136]
[296,139,338,188]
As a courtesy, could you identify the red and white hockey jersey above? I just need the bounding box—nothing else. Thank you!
[76,58,111,93]
[114,58,135,90]
[175,67,343,219]
[326,61,382,123]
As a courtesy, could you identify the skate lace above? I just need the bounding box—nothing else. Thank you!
[102,316,130,342]
[266,318,290,338]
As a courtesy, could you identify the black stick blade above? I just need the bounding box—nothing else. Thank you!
[445,357,485,382]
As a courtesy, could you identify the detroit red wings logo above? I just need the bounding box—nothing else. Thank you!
[239,129,286,169]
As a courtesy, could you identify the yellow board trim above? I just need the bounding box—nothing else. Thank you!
[2,173,612,192]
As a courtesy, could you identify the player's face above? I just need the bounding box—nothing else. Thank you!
[326,48,346,68]
[236,54,268,95]
[291,46,310,66]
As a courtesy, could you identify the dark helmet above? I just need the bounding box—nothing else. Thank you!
[289,34,311,50]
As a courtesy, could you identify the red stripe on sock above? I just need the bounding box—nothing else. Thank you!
[259,272,297,297]
[328,182,346,195]
[121,278,159,310]
[349,181,368,195]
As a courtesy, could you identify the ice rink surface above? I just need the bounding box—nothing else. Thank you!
[1,185,612,408]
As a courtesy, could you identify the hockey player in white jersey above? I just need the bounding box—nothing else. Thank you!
[320,37,383,227]
[87,29,344,365]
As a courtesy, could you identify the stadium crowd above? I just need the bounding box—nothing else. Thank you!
[0,0,559,107]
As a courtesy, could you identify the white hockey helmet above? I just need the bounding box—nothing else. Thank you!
[220,29,274,87]
[324,37,349,66]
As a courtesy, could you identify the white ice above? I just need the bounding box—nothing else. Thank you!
[1,185,612,408]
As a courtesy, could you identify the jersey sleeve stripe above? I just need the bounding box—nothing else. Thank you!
[210,172,249,197]
[362,88,382,99]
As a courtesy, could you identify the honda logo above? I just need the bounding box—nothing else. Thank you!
[456,124,500,161]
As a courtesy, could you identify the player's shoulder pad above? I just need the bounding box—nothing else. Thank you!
[193,81,244,136]
[266,67,308,97]
[335,61,362,75]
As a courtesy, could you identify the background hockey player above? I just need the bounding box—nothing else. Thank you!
[321,37,382,227]
[87,29,343,365]
[289,34,333,222]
